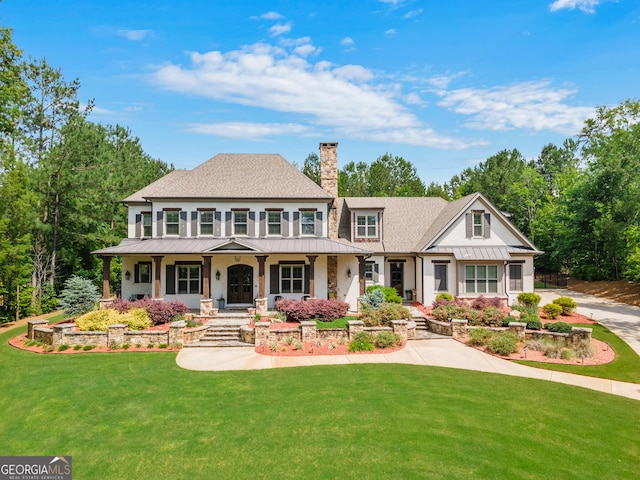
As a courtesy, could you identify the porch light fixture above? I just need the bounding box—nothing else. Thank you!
[347,268,351,278]
[215,270,221,281]
[125,270,131,281]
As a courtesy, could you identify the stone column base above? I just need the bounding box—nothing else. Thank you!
[255,297,268,316]
[99,298,115,310]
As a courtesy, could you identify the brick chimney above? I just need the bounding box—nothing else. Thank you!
[319,142,338,239]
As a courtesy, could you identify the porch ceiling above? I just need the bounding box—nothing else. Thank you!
[92,237,373,256]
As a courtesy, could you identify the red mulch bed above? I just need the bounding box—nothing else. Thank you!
[256,341,405,356]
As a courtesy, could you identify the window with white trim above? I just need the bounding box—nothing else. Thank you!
[141,212,152,237]
[200,211,214,235]
[165,211,179,235]
[509,264,523,291]
[356,215,377,238]
[177,265,200,294]
[268,211,281,235]
[364,262,374,282]
[473,211,484,237]
[434,264,448,291]
[281,264,303,293]
[465,265,498,293]
[301,211,315,235]
[234,211,247,235]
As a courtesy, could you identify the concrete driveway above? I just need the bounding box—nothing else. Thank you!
[537,289,640,356]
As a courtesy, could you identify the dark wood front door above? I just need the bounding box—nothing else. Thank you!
[390,262,404,297]
[227,264,253,304]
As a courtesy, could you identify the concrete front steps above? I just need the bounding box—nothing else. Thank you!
[184,314,253,348]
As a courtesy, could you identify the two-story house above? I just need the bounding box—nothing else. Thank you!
[93,142,541,314]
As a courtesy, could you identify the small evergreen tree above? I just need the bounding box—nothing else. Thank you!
[57,275,100,315]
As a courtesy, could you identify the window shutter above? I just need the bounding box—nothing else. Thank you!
[134,263,140,283]
[248,211,256,237]
[315,211,322,237]
[304,265,310,294]
[483,213,491,238]
[156,211,164,237]
[225,212,232,236]
[259,212,266,237]
[166,265,175,295]
[293,211,300,237]
[191,211,198,237]
[214,211,222,236]
[465,213,472,238]
[373,263,379,282]
[282,212,289,237]
[179,211,187,237]
[135,214,142,238]
[270,264,280,294]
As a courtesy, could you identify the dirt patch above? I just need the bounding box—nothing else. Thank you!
[568,278,640,307]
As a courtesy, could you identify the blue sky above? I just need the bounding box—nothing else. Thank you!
[3,0,639,184]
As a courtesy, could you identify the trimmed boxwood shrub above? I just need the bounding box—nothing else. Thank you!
[517,292,541,308]
[542,303,563,320]
[501,316,517,327]
[521,315,542,331]
[545,321,573,334]
[552,296,577,315]
[366,285,402,304]
[435,292,454,302]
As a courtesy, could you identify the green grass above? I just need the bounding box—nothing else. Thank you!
[1,326,640,479]
[515,323,640,384]
[315,317,351,329]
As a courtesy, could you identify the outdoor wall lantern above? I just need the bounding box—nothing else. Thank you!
[215,270,221,281]
[347,268,352,278]
[125,270,131,281]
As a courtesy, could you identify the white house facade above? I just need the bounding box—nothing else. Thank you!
[93,143,541,314]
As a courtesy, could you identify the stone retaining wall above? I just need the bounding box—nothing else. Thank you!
[423,317,453,336]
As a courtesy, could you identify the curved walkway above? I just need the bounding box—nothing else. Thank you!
[178,289,640,401]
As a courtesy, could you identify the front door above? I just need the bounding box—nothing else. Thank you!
[390,262,404,297]
[227,264,253,304]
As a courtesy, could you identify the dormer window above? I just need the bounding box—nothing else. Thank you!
[356,215,377,238]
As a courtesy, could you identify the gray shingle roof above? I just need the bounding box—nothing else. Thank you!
[124,154,332,202]
[337,197,449,253]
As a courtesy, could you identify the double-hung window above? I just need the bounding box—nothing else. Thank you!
[200,210,214,236]
[509,264,523,291]
[141,212,152,237]
[165,211,179,235]
[356,215,377,238]
[300,211,315,235]
[135,262,152,283]
[234,211,248,235]
[268,211,281,235]
[473,211,484,237]
[281,264,303,293]
[465,265,498,293]
[177,265,200,294]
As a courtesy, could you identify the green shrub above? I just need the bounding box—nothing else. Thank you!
[561,349,576,360]
[147,343,155,349]
[75,308,152,331]
[552,296,577,315]
[480,306,505,326]
[542,303,563,320]
[521,315,542,330]
[374,331,402,349]
[158,343,168,349]
[122,343,130,350]
[435,292,454,302]
[348,331,375,352]
[517,292,541,308]
[366,285,402,304]
[57,344,70,352]
[487,331,519,355]
[461,308,482,326]
[57,275,100,316]
[501,316,517,327]
[545,322,573,334]
[467,328,493,347]
[83,345,94,351]
[110,341,119,350]
[73,345,82,351]
[361,288,385,309]
[362,302,410,327]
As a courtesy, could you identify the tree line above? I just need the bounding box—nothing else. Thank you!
[0,26,171,322]
[301,100,640,283]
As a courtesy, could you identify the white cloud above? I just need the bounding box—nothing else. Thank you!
[117,29,152,41]
[428,72,466,89]
[152,42,484,149]
[549,0,601,13]
[385,28,397,37]
[187,122,312,140]
[255,11,284,20]
[341,37,355,46]
[269,23,292,36]
[404,9,424,19]
[437,81,594,134]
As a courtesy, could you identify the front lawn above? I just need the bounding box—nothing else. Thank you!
[515,323,640,384]
[1,326,639,479]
